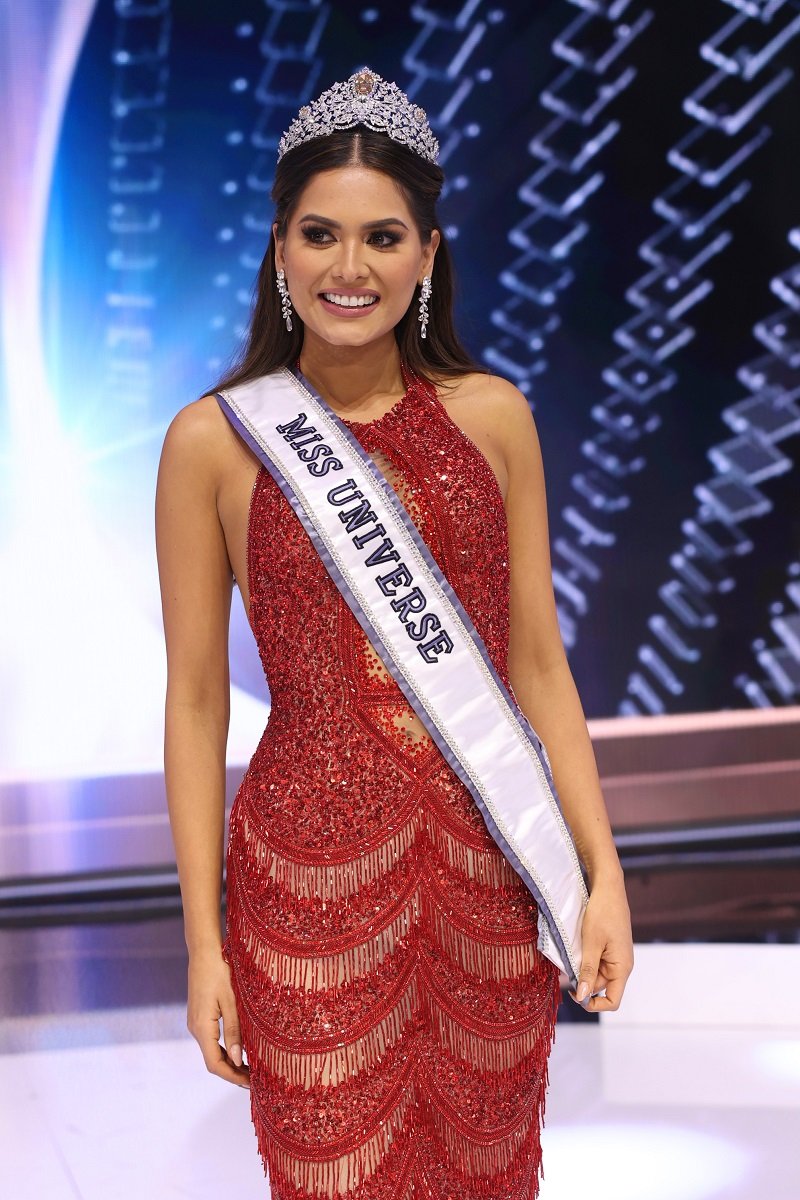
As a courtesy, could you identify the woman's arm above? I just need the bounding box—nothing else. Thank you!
[491,377,634,1011]
[155,399,233,956]
[155,399,249,1086]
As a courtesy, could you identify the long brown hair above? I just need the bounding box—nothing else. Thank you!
[206,126,487,396]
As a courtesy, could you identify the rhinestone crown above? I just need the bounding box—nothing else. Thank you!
[278,68,440,165]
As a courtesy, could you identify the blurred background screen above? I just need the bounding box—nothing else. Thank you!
[1,1,798,925]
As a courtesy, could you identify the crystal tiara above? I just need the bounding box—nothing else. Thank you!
[277,67,440,165]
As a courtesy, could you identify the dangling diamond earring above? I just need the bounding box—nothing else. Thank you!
[418,275,432,339]
[276,267,293,332]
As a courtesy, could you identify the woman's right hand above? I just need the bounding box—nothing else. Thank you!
[187,945,251,1089]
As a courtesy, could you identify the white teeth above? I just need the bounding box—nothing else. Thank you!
[322,292,378,308]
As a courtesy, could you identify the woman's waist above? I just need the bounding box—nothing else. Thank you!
[261,683,415,727]
[248,701,410,765]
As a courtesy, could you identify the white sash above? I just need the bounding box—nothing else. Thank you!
[216,366,588,987]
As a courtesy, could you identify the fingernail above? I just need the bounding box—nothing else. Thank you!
[231,1043,243,1066]
[576,981,589,1002]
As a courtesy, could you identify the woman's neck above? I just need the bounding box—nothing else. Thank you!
[298,332,406,414]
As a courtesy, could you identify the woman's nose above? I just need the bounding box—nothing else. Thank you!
[332,240,368,280]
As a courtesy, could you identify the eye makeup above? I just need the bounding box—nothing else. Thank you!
[299,223,403,247]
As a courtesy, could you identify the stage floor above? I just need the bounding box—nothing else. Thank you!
[1,967,797,1200]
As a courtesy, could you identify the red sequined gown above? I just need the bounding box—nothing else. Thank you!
[221,369,562,1200]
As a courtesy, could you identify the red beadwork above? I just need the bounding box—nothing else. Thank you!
[222,370,561,1199]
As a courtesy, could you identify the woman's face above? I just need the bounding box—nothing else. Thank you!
[273,165,440,349]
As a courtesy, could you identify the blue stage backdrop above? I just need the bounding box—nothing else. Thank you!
[2,0,800,788]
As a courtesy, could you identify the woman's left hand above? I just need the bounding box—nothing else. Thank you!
[569,873,634,1013]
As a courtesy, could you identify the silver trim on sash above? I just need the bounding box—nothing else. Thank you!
[216,366,588,988]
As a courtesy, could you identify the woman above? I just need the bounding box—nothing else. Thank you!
[156,68,633,1199]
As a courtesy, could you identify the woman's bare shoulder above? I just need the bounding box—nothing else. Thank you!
[166,391,228,440]
[431,369,533,427]
[160,392,234,476]
[433,367,525,397]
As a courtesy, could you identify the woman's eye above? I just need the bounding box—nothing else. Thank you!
[368,231,400,247]
[300,225,332,243]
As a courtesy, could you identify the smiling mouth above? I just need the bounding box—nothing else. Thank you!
[319,292,380,308]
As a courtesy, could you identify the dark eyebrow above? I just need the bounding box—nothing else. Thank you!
[297,213,409,231]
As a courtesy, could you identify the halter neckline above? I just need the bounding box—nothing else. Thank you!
[295,359,420,430]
